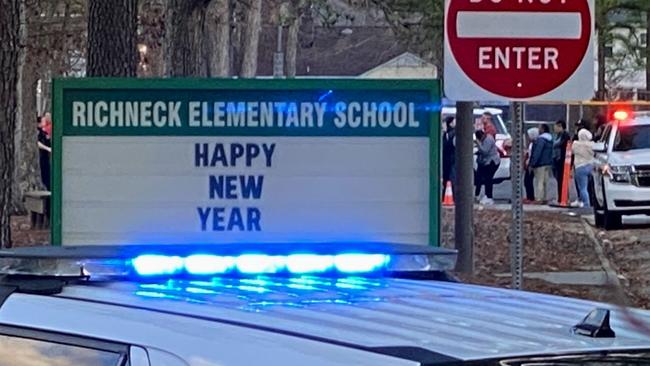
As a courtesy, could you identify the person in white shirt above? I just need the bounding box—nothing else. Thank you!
[572,129,594,208]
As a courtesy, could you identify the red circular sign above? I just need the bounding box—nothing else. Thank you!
[447,0,592,99]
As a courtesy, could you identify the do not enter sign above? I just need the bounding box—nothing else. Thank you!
[444,0,594,101]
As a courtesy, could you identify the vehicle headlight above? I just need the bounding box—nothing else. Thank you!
[606,165,632,183]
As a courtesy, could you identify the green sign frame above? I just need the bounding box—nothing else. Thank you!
[52,78,441,246]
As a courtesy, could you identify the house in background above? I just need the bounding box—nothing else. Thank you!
[360,52,437,79]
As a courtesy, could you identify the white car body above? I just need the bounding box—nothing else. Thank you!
[592,116,650,229]
[441,107,511,183]
[3,277,650,365]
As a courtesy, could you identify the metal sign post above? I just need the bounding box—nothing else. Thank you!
[510,102,525,289]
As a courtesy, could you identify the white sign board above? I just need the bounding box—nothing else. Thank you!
[52,79,441,246]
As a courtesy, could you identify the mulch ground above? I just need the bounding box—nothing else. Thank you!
[10,215,49,247]
[600,224,650,309]
[442,208,613,304]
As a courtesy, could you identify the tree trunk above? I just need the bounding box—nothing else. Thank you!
[230,0,245,76]
[87,0,138,77]
[0,0,21,247]
[286,10,301,78]
[206,0,230,77]
[240,0,262,77]
[138,0,165,77]
[12,0,42,215]
[165,0,209,77]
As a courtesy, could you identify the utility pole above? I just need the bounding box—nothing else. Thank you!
[454,101,474,273]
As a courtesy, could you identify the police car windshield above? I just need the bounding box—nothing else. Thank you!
[614,125,650,151]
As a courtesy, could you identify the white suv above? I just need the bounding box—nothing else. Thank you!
[592,115,650,229]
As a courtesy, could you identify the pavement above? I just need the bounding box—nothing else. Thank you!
[493,176,576,204]
[494,271,610,286]
[493,178,650,225]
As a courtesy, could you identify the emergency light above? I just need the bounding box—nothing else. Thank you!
[0,243,457,280]
[613,110,629,121]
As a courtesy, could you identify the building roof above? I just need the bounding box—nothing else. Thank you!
[361,52,436,77]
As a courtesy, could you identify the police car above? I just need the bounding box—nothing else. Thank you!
[1,243,650,365]
[592,110,650,229]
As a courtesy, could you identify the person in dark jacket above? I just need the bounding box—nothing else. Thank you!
[572,118,590,141]
[442,116,456,198]
[530,124,553,203]
[524,127,539,203]
[37,115,52,190]
[474,129,501,205]
[592,114,607,142]
[552,120,571,201]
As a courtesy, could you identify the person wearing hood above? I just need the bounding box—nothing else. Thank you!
[572,129,594,208]
[442,116,456,198]
[524,127,539,203]
[529,124,554,203]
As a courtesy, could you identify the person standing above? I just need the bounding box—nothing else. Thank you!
[592,114,607,142]
[573,118,590,141]
[572,129,595,207]
[37,114,52,190]
[474,129,501,205]
[481,111,498,137]
[530,124,553,203]
[442,116,456,198]
[524,127,539,203]
[552,120,571,201]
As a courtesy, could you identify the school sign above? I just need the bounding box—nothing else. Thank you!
[52,79,440,246]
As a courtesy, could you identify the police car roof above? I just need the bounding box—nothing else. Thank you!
[4,275,650,364]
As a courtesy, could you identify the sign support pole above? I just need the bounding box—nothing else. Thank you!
[510,102,525,289]
[454,101,474,274]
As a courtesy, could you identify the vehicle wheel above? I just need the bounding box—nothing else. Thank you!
[594,207,605,227]
[604,211,622,230]
[591,180,605,227]
[601,180,622,230]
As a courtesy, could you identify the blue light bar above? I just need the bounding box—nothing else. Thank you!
[333,254,388,273]
[0,243,458,279]
[131,253,391,277]
[132,255,183,276]
[235,255,286,274]
[286,254,333,274]
[184,255,234,275]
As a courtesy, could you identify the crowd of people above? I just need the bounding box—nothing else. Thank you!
[443,112,604,208]
[525,116,602,207]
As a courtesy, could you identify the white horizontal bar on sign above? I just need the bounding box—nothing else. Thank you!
[457,11,582,39]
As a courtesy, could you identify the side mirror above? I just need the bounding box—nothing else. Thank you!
[592,142,606,153]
